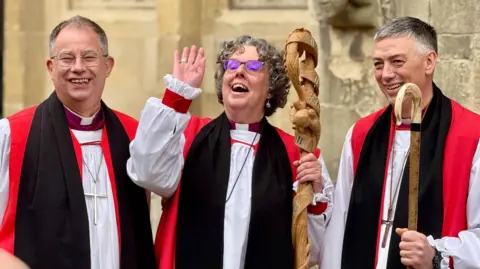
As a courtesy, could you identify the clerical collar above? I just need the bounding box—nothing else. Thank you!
[64,106,105,131]
[228,120,262,133]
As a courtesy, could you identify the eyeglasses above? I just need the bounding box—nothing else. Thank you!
[51,52,107,67]
[223,59,264,72]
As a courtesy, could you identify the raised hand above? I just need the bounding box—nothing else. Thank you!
[173,45,206,89]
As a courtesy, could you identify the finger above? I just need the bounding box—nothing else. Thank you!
[293,160,300,167]
[297,167,320,181]
[299,153,317,164]
[297,160,319,173]
[297,173,322,184]
[174,49,180,63]
[188,45,197,65]
[195,47,204,66]
[181,47,189,63]
[396,228,408,237]
[400,257,414,266]
[399,241,415,251]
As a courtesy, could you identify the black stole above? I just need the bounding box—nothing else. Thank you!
[14,92,156,269]
[341,84,451,269]
[175,113,294,269]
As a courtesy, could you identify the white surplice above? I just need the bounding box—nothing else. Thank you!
[0,109,119,269]
[126,75,335,268]
[319,124,480,269]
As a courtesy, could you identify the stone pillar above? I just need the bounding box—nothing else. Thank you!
[308,0,395,180]
[156,0,204,115]
[3,0,46,116]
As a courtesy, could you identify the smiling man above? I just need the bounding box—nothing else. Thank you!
[319,16,480,269]
[0,16,156,269]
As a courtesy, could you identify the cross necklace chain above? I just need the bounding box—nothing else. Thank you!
[83,148,108,225]
[381,133,410,248]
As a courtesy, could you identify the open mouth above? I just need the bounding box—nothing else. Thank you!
[231,84,249,93]
[69,78,91,86]
[385,83,403,91]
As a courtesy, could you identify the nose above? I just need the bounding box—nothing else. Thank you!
[71,57,86,73]
[381,63,395,81]
[233,64,246,78]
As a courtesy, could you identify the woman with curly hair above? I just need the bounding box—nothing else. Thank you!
[127,36,334,269]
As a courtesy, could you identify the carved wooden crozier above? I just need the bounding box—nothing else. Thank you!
[394,83,422,269]
[284,28,321,269]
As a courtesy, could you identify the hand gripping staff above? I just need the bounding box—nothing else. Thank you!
[394,83,422,269]
[284,28,321,269]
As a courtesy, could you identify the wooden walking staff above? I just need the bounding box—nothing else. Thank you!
[284,28,321,269]
[394,83,422,269]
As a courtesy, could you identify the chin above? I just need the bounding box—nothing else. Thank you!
[68,89,94,101]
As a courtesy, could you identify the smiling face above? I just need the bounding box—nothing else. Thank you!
[46,25,114,114]
[373,35,436,106]
[221,45,270,123]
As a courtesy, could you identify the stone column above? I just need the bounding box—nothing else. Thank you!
[156,0,204,115]
[308,0,394,180]
[3,0,46,116]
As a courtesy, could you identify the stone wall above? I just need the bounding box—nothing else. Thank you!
[309,0,480,180]
[3,0,480,238]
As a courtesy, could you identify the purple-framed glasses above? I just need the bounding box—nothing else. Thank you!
[223,59,264,72]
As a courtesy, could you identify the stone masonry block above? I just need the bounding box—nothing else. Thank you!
[431,0,480,34]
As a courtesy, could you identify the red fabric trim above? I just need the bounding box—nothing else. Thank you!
[442,101,480,238]
[161,89,192,114]
[0,107,37,253]
[99,127,122,256]
[350,107,391,267]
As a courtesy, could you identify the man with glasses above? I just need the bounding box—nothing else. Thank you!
[127,36,334,269]
[0,16,156,269]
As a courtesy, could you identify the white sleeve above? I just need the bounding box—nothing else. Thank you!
[307,154,334,266]
[0,119,11,225]
[319,124,355,269]
[428,139,480,269]
[126,75,202,199]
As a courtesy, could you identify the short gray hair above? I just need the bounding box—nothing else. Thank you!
[374,16,437,55]
[214,35,290,117]
[49,15,109,57]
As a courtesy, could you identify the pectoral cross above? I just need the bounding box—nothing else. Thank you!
[381,207,394,248]
[85,180,107,225]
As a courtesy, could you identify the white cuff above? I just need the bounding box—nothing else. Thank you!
[427,236,451,269]
[292,181,333,206]
[163,74,202,100]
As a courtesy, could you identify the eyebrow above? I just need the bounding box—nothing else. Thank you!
[373,53,406,62]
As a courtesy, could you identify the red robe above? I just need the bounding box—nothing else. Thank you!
[350,99,480,267]
[0,106,138,253]
[154,114,325,269]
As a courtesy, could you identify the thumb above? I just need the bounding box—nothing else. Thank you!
[395,228,408,236]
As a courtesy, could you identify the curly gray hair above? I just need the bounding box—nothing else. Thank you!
[214,35,291,117]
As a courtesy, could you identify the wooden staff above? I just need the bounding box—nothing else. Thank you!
[393,83,422,269]
[284,28,321,269]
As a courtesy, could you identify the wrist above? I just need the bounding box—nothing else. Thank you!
[432,247,442,269]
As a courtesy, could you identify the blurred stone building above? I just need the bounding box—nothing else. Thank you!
[3,0,480,235]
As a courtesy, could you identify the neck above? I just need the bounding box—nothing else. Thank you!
[224,108,264,124]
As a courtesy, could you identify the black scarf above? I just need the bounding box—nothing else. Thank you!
[341,84,451,269]
[14,92,156,269]
[175,112,294,269]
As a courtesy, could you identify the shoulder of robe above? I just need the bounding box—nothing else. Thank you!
[449,100,480,139]
[112,109,138,141]
[6,106,37,123]
[273,127,320,159]
[351,106,388,142]
[184,115,212,138]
